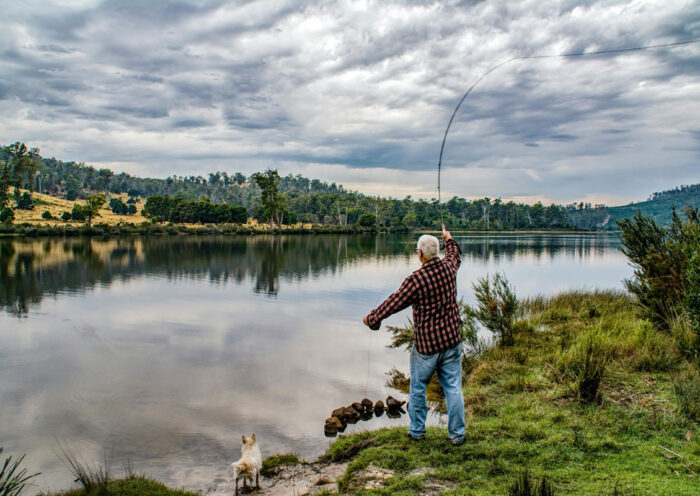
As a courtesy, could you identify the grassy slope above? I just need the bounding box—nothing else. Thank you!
[12,191,148,225]
[325,291,700,495]
[608,191,700,227]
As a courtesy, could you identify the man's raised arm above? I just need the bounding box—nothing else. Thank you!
[442,224,461,270]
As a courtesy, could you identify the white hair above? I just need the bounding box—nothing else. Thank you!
[417,234,440,260]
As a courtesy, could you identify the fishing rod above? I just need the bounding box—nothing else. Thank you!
[436,38,700,223]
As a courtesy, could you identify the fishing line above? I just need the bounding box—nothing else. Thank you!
[436,38,700,219]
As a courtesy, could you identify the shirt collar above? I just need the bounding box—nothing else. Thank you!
[422,257,440,267]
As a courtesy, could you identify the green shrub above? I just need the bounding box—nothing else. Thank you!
[16,192,32,210]
[673,367,700,421]
[473,272,518,346]
[41,210,51,220]
[0,207,13,224]
[618,207,700,329]
[71,203,87,221]
[686,249,700,341]
[61,211,71,222]
[556,328,612,403]
[357,212,376,227]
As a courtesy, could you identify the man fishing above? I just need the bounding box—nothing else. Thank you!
[363,225,465,446]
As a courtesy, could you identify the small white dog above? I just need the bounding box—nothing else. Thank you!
[231,433,262,495]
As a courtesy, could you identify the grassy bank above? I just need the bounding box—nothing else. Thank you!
[322,290,699,495]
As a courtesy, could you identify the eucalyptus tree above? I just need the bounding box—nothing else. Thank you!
[83,193,107,227]
[251,169,286,228]
[3,142,40,206]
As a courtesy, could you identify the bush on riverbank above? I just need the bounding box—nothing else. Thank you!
[618,206,700,357]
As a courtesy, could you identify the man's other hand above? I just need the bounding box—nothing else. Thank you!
[442,224,452,241]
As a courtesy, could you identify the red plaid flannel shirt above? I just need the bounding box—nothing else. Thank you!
[366,238,462,355]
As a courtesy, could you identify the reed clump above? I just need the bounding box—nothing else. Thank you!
[0,447,39,496]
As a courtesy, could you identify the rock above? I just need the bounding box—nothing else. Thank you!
[314,476,333,485]
[385,408,402,419]
[360,398,373,413]
[324,422,338,436]
[343,406,360,423]
[354,465,394,491]
[325,417,344,428]
[332,407,347,421]
[386,395,406,409]
[351,402,363,413]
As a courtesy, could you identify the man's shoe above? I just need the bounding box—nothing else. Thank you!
[450,437,465,446]
[406,432,424,441]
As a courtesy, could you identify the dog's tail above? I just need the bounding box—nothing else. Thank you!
[232,460,252,474]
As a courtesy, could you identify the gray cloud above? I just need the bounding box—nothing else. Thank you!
[0,0,698,204]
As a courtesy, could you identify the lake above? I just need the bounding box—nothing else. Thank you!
[0,233,631,493]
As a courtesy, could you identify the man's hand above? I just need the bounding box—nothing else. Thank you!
[363,315,380,330]
[442,224,452,241]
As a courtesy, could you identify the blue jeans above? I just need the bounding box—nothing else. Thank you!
[409,343,465,442]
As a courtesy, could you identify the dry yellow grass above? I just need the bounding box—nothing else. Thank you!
[11,190,147,225]
[9,190,314,229]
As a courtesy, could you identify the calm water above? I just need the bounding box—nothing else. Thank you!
[0,233,630,493]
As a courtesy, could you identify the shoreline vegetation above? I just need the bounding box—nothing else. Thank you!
[3,210,697,495]
[0,222,607,238]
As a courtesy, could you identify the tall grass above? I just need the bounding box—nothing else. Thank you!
[508,469,555,496]
[0,448,39,496]
[673,367,700,421]
[556,327,612,403]
[56,441,112,495]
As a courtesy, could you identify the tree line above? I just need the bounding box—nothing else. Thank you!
[4,141,696,230]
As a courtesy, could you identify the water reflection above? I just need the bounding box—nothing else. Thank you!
[1,234,620,317]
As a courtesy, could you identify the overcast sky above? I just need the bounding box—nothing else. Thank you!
[1,0,699,205]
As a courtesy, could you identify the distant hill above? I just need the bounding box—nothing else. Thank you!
[606,184,700,227]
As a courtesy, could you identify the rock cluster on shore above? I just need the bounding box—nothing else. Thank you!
[324,396,406,437]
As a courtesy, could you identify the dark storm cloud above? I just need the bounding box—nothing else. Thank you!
[0,0,698,204]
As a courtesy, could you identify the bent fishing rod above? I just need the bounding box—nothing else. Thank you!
[435,38,700,224]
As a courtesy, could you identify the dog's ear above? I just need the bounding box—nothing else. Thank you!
[251,433,256,443]
[242,435,247,444]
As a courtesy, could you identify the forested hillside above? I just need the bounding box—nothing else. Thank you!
[607,184,700,227]
[1,143,697,230]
